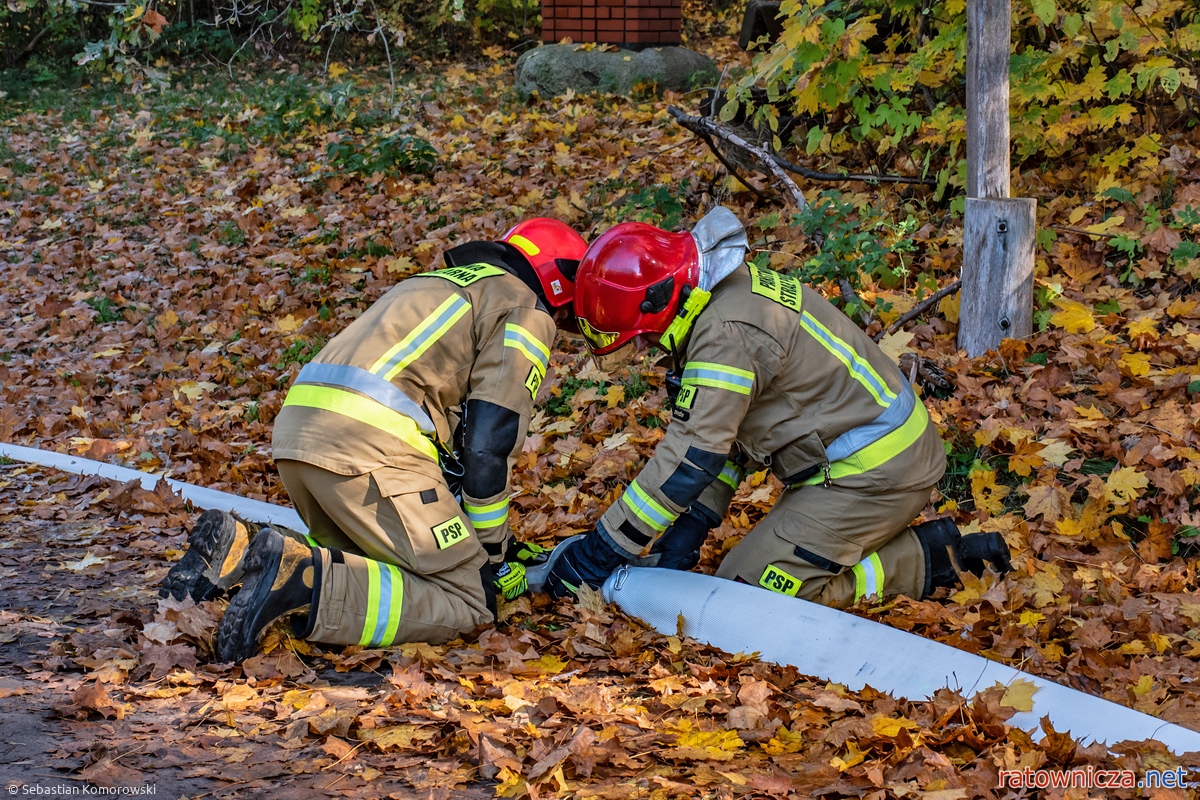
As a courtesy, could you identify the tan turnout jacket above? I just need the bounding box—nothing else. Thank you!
[273,262,555,556]
[600,264,946,556]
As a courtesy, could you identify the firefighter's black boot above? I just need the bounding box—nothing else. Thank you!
[161,510,252,602]
[956,531,1013,576]
[215,528,320,663]
[914,517,961,597]
[915,518,1013,597]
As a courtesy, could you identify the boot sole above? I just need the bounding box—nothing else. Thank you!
[524,535,583,594]
[215,528,284,663]
[160,509,243,602]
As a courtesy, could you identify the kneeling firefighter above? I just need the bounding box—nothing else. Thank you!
[532,207,1011,604]
[161,219,588,662]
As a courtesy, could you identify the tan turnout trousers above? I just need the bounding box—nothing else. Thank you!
[277,458,490,647]
[714,483,931,606]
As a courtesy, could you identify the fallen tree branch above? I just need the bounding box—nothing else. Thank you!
[697,129,772,204]
[668,105,809,211]
[771,155,937,186]
[872,279,962,342]
[838,278,868,325]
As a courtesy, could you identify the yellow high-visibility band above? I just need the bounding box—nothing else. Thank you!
[800,312,896,408]
[360,559,405,647]
[800,401,929,486]
[622,479,677,533]
[371,294,471,380]
[464,498,509,530]
[852,552,885,602]
[504,323,550,371]
[283,384,439,462]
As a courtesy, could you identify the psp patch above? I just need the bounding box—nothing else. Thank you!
[524,365,545,399]
[759,564,802,596]
[432,515,471,549]
[675,382,697,410]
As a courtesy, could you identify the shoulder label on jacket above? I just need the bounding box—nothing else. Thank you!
[749,265,802,313]
[759,564,802,596]
[432,515,471,549]
[425,263,506,287]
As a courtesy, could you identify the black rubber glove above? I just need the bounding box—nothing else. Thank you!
[648,506,720,571]
[956,531,1013,575]
[543,524,628,598]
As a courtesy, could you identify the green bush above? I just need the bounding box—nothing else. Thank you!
[729,0,1200,196]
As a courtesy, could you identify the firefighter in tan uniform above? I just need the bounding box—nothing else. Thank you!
[531,208,1011,605]
[161,219,587,662]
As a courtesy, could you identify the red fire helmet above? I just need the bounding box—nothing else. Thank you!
[573,222,699,368]
[501,218,587,309]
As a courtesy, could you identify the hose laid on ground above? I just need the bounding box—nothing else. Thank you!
[5,441,1198,755]
[602,566,1200,755]
[0,443,307,532]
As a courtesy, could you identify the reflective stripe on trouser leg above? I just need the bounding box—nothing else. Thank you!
[852,552,884,602]
[715,485,931,610]
[305,549,493,647]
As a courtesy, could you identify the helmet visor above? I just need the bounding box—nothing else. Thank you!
[589,340,638,371]
[577,317,620,352]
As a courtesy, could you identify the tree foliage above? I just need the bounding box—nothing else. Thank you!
[730,0,1200,197]
[1,0,538,85]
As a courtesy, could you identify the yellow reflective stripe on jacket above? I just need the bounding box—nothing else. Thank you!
[852,552,884,602]
[282,384,439,462]
[503,323,550,372]
[370,294,471,381]
[681,362,755,395]
[463,498,509,530]
[799,312,897,407]
[800,401,929,486]
[621,479,678,533]
[360,559,404,647]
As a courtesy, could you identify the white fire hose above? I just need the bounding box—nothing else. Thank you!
[4,441,1198,755]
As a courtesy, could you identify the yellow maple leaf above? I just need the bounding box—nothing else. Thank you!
[970,464,1010,516]
[1000,678,1038,712]
[1023,483,1070,523]
[1105,466,1148,504]
[1019,610,1045,627]
[830,741,867,771]
[327,61,349,79]
[359,724,435,752]
[1118,351,1152,376]
[877,330,917,364]
[1084,214,1125,234]
[668,720,744,761]
[384,255,415,275]
[1049,298,1095,333]
[1037,438,1074,465]
[871,715,920,737]
[938,291,960,323]
[1126,316,1160,339]
[1167,298,1197,317]
[275,314,302,333]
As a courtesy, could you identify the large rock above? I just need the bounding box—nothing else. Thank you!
[515,44,717,99]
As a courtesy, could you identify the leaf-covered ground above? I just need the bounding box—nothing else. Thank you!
[3,16,1200,798]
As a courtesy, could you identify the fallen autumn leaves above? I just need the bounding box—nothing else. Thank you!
[3,23,1200,799]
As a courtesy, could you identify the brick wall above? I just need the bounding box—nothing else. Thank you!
[542,0,682,46]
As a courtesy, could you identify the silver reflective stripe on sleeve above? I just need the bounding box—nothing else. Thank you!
[294,362,437,435]
[823,383,917,463]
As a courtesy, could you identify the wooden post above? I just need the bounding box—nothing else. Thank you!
[958,0,1036,357]
[959,198,1036,356]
